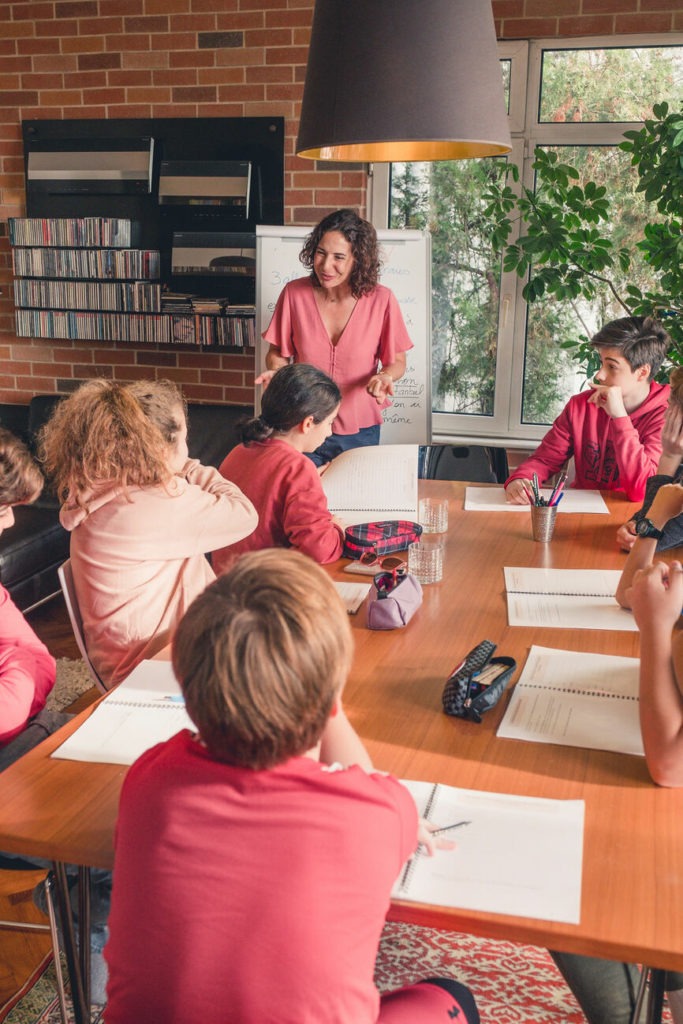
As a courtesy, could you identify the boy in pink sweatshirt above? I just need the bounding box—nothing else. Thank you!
[505,316,671,503]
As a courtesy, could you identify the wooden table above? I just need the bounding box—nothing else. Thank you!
[336,483,683,968]
[0,481,682,1018]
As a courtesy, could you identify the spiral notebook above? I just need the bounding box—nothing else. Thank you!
[52,660,193,766]
[504,567,636,631]
[393,779,584,923]
[321,443,418,527]
[497,644,643,756]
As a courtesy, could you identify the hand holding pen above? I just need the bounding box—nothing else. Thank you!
[416,818,470,855]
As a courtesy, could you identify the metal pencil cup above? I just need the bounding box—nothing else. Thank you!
[530,504,558,542]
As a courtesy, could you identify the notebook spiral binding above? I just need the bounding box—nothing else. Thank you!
[397,782,439,894]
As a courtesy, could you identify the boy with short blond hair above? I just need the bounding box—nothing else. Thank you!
[104,549,478,1024]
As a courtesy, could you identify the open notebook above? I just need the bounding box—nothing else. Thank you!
[497,644,643,756]
[504,567,637,632]
[321,444,418,527]
[52,660,193,766]
[393,779,584,924]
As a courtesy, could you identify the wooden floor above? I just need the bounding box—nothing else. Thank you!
[0,595,82,1011]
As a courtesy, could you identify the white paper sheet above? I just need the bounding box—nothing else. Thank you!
[334,581,371,614]
[465,486,608,514]
[52,660,194,766]
[497,645,643,756]
[393,780,584,923]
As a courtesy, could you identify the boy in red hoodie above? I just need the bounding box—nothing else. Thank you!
[505,316,670,503]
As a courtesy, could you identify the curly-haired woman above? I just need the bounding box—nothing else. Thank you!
[256,209,413,465]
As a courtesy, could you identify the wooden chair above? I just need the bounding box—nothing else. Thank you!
[0,860,68,1023]
[57,561,106,694]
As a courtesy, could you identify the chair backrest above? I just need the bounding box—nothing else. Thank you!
[420,444,509,483]
[57,560,106,694]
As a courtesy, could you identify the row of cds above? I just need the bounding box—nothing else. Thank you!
[14,309,255,348]
[14,279,162,314]
[8,217,132,249]
[171,314,256,347]
[12,247,160,281]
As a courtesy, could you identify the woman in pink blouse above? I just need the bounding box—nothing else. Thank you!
[256,209,413,466]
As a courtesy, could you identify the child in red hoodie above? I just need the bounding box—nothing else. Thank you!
[505,316,670,503]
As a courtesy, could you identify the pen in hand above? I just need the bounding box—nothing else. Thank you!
[429,820,471,837]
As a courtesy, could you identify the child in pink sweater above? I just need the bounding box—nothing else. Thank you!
[0,427,59,763]
[40,379,257,688]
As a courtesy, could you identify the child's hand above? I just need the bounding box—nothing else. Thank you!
[587,380,627,419]
[661,403,683,460]
[415,818,457,857]
[505,478,534,504]
[628,560,683,635]
[254,370,275,388]
[648,483,683,529]
[616,520,637,551]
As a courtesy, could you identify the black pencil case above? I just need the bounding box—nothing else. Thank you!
[442,639,516,723]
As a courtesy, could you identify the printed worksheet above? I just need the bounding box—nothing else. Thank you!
[497,645,643,756]
[504,567,636,631]
[394,780,584,923]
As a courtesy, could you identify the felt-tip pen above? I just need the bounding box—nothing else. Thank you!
[430,820,471,836]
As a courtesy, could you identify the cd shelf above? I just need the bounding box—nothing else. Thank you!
[9,216,255,351]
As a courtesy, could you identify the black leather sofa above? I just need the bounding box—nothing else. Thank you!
[0,396,252,613]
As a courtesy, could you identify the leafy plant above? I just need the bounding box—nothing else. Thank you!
[484,102,683,380]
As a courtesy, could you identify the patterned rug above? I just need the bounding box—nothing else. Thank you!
[1,920,674,1023]
[375,923,586,1023]
[0,924,584,1024]
[0,955,103,1024]
[45,659,94,713]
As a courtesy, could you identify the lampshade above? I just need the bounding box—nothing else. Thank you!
[296,0,511,163]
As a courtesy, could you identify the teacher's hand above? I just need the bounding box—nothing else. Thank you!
[367,371,394,404]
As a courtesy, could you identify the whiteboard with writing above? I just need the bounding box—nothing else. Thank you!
[255,225,432,444]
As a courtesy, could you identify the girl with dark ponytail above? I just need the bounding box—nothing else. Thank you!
[213,364,345,570]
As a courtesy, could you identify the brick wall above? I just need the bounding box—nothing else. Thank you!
[0,0,681,405]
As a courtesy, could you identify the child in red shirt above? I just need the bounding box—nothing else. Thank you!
[213,363,345,571]
[105,549,479,1024]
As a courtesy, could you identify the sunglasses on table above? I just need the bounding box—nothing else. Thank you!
[359,553,407,571]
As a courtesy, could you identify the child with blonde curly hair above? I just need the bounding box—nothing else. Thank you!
[40,379,256,688]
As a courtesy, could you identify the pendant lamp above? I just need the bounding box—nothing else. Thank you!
[296,0,511,162]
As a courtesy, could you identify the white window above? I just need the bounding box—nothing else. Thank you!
[368,35,683,445]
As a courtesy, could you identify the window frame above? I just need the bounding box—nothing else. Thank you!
[368,33,683,445]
